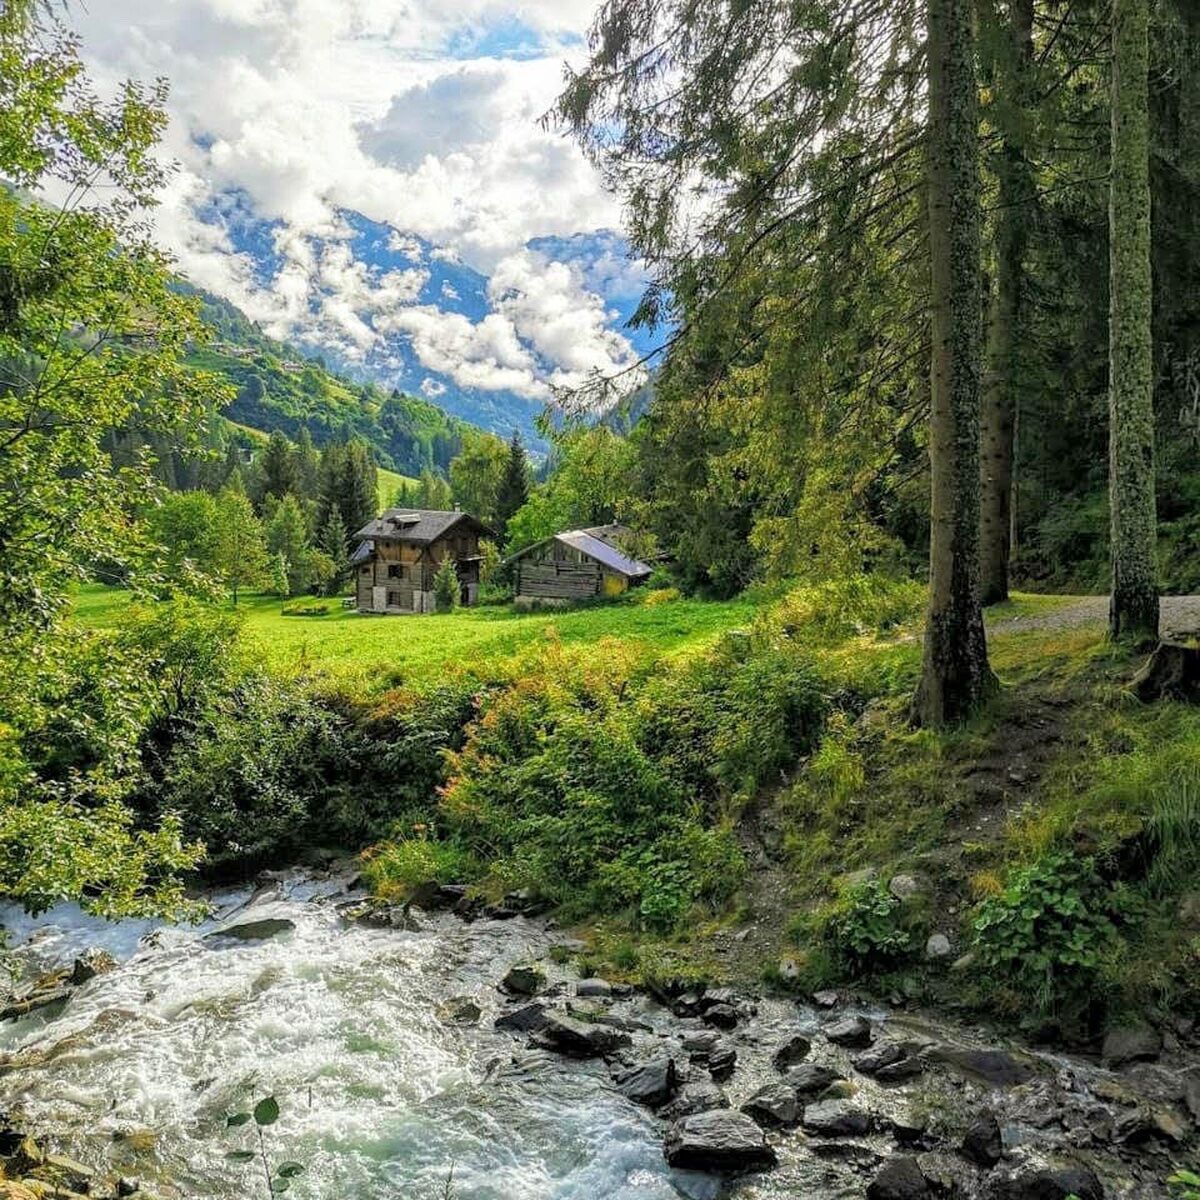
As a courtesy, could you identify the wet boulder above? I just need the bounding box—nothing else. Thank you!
[206,905,296,942]
[71,949,116,986]
[707,1042,738,1082]
[575,978,612,998]
[986,1165,1104,1200]
[961,1114,1003,1167]
[868,1155,932,1200]
[500,964,546,997]
[783,1063,840,1097]
[439,997,482,1026]
[929,1045,1037,1087]
[1100,1024,1160,1068]
[854,1042,906,1075]
[771,1034,812,1071]
[614,1056,678,1107]
[663,1110,778,1173]
[534,1011,632,1057]
[659,1081,728,1121]
[701,1003,739,1030]
[740,1081,800,1128]
[824,1015,873,1048]
[801,1099,871,1137]
[494,1003,547,1033]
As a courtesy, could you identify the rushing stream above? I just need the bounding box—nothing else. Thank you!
[0,869,1190,1200]
[0,870,724,1199]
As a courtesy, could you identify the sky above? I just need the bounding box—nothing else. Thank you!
[65,0,646,402]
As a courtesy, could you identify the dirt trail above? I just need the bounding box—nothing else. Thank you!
[987,593,1200,638]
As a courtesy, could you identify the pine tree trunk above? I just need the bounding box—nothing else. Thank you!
[1108,0,1159,642]
[980,0,1035,607]
[913,0,996,727]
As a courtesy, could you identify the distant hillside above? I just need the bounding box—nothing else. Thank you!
[183,284,474,478]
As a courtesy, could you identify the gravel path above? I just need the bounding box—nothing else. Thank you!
[986,594,1200,638]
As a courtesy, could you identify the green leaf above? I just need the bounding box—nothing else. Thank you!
[226,1112,252,1127]
[254,1096,280,1126]
[226,1150,255,1163]
[277,1162,305,1179]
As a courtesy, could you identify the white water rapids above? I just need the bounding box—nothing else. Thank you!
[0,871,738,1200]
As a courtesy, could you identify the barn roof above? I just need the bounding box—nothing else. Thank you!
[352,508,490,545]
[508,525,653,579]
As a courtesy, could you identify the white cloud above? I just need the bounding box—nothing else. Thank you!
[58,1,648,403]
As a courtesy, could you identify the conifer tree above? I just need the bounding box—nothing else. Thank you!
[494,432,530,544]
[912,0,996,726]
[433,555,460,613]
[258,430,299,506]
[266,493,312,594]
[1108,0,1159,641]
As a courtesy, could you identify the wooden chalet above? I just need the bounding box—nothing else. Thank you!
[507,524,652,602]
[351,508,490,614]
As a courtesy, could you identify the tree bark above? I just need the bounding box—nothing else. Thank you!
[1108,0,1159,642]
[980,0,1035,607]
[913,0,996,726]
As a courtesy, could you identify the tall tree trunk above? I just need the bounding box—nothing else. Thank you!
[1108,0,1159,641]
[913,0,996,727]
[980,0,1035,606]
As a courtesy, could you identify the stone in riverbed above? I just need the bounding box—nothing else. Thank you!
[663,1110,778,1173]
[771,1034,812,1071]
[701,1003,738,1030]
[682,1030,722,1058]
[533,1011,631,1057]
[575,978,612,998]
[986,1165,1104,1200]
[801,1099,871,1137]
[659,1081,728,1121]
[890,1109,930,1146]
[740,1081,800,1128]
[961,1114,1003,1167]
[500,964,546,996]
[614,1056,678,1107]
[707,1043,737,1081]
[876,1056,924,1082]
[439,997,482,1026]
[1101,1024,1160,1067]
[206,906,296,942]
[929,1045,1037,1087]
[824,1015,873,1048]
[854,1042,905,1075]
[868,1155,931,1200]
[783,1063,840,1096]
[71,949,116,985]
[494,1003,547,1033]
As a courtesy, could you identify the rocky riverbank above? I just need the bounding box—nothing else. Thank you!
[0,871,1196,1199]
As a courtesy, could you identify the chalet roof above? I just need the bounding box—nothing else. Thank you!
[352,508,490,545]
[349,538,374,565]
[508,525,653,580]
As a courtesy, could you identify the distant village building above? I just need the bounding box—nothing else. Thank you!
[352,509,489,613]
[507,524,652,603]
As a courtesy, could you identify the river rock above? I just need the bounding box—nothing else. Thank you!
[889,874,924,902]
[672,990,705,1017]
[925,933,952,960]
[494,1002,547,1033]
[663,1110,778,1173]
[824,1015,873,1048]
[961,1114,1003,1167]
[741,1081,800,1127]
[701,1003,738,1030]
[801,1099,871,1136]
[813,989,840,1007]
[1100,1024,1160,1067]
[116,1179,140,1198]
[854,1042,905,1075]
[0,975,71,1022]
[534,1011,631,1057]
[876,1056,924,1082]
[699,987,739,1010]
[771,1034,812,1070]
[439,997,482,1026]
[868,1155,932,1200]
[71,949,116,985]
[659,1081,728,1121]
[682,1030,722,1059]
[930,1045,1037,1087]
[615,1056,678,1107]
[206,905,296,941]
[707,1043,737,1081]
[986,1165,1104,1200]
[891,1108,931,1146]
[500,964,546,996]
[784,1063,840,1096]
[575,978,612,998]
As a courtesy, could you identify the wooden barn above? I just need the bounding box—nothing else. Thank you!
[351,509,490,614]
[507,524,652,603]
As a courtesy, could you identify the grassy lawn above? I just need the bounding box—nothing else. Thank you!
[376,466,418,507]
[73,584,761,687]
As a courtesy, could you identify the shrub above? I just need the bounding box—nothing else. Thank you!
[821,878,920,973]
[972,851,1123,1018]
[362,835,480,900]
[281,601,332,617]
[766,574,926,645]
[433,557,459,613]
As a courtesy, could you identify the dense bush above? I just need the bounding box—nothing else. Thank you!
[818,877,924,974]
[972,851,1125,1020]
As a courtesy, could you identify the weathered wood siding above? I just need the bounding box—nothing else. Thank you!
[356,526,483,612]
[514,541,628,600]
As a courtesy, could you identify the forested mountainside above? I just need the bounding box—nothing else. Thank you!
[181,283,477,477]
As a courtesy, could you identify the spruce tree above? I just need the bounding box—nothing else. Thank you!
[494,432,530,543]
[258,430,299,505]
[1108,0,1159,641]
[432,555,459,613]
[266,493,312,594]
[912,0,996,726]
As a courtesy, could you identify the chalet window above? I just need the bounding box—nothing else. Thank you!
[387,564,402,579]
[387,591,400,607]
[360,566,370,575]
